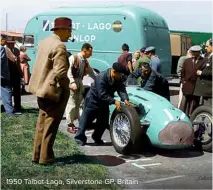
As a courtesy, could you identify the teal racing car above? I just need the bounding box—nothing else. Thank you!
[82,84,212,154]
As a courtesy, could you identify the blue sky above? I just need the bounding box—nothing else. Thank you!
[0,0,212,33]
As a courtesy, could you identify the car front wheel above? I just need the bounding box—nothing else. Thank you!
[191,105,212,152]
[110,105,143,155]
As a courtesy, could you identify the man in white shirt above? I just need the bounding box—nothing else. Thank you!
[66,43,96,133]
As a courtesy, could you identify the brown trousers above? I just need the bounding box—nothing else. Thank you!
[32,91,70,164]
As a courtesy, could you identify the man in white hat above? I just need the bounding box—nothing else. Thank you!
[179,45,204,116]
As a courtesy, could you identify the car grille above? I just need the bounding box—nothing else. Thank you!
[158,121,194,145]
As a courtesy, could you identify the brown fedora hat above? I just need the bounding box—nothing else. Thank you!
[50,17,74,31]
[6,36,16,43]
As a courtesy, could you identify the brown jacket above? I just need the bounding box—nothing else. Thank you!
[181,57,204,95]
[28,34,69,102]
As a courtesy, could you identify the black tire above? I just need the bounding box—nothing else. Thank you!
[110,105,143,155]
[190,105,212,152]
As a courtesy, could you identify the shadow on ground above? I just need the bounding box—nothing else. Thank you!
[154,147,204,158]
[86,142,112,146]
[88,155,126,166]
[21,108,39,114]
[53,154,126,167]
[1,105,38,114]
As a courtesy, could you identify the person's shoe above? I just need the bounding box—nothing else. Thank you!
[67,124,78,134]
[75,139,86,146]
[14,112,22,115]
[32,160,39,165]
[39,160,55,166]
[6,113,18,117]
[91,134,105,145]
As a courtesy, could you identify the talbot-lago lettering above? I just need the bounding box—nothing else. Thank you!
[72,34,96,42]
[72,22,81,30]
[88,23,112,30]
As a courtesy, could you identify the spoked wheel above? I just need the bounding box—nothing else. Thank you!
[191,105,212,152]
[112,113,131,148]
[110,105,143,155]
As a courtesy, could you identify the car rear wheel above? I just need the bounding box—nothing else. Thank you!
[190,105,212,152]
[110,105,143,155]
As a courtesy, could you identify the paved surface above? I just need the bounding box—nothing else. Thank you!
[18,88,212,189]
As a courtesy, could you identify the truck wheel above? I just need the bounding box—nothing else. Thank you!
[190,105,212,152]
[110,105,143,155]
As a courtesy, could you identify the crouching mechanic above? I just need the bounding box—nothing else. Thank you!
[127,62,170,101]
[74,62,131,146]
[65,43,96,133]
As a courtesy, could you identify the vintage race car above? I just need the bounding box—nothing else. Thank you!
[109,86,193,154]
[82,80,212,154]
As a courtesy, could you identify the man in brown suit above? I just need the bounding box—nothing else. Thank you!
[28,17,72,165]
[180,45,204,116]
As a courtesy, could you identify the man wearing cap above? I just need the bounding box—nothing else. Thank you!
[134,49,150,70]
[194,39,212,105]
[144,46,161,73]
[65,43,96,134]
[180,45,204,116]
[28,17,72,165]
[118,43,133,73]
[6,36,22,112]
[74,62,131,146]
[0,34,14,115]
[127,62,170,101]
[140,46,147,60]
[127,58,150,85]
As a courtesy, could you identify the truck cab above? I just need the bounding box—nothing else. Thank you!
[23,5,171,76]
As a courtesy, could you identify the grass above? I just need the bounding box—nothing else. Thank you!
[1,108,119,190]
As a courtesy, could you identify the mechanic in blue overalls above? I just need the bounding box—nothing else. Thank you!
[74,62,131,146]
[144,46,161,73]
[127,61,170,101]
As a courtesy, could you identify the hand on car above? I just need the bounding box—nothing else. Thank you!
[115,101,121,111]
[69,83,77,91]
[124,100,131,106]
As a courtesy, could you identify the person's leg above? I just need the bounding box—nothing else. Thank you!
[23,64,30,85]
[1,82,14,115]
[92,108,110,144]
[65,89,79,133]
[179,95,187,112]
[178,83,183,108]
[74,107,96,145]
[32,103,45,163]
[188,96,200,116]
[77,82,84,120]
[12,76,21,111]
[33,91,69,164]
